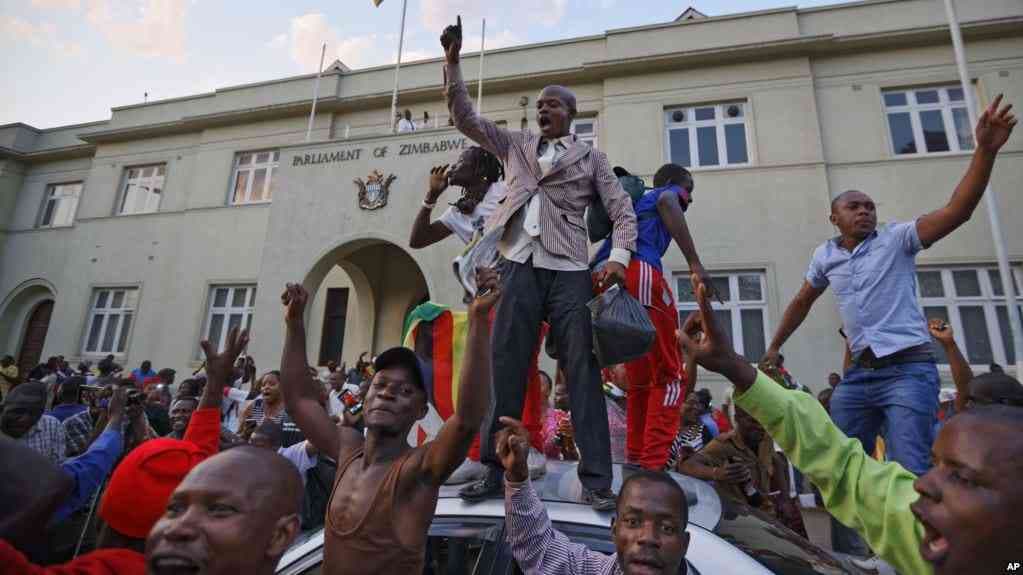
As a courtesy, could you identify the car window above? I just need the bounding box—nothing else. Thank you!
[714,497,860,574]
[425,517,505,575]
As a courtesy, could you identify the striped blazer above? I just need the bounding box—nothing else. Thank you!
[445,64,637,264]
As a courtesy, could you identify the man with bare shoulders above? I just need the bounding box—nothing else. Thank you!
[277,268,499,574]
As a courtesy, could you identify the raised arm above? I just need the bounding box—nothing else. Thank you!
[498,417,616,573]
[916,95,1016,247]
[418,268,498,485]
[409,165,455,249]
[679,274,930,575]
[764,281,826,365]
[198,326,249,411]
[657,189,718,300]
[928,319,972,413]
[280,284,346,459]
[441,16,512,160]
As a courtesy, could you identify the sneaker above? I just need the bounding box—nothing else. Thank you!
[458,468,503,502]
[444,458,487,485]
[582,487,617,511]
[527,448,547,480]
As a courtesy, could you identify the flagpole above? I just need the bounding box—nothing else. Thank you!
[477,18,486,114]
[389,0,409,134]
[306,42,327,142]
[942,0,1023,375]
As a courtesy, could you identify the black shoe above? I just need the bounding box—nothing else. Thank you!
[583,487,617,511]
[459,469,503,502]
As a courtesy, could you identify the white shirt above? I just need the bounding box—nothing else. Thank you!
[439,182,508,245]
[278,441,318,486]
[397,118,416,133]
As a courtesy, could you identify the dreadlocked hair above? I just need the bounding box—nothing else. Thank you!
[455,147,505,214]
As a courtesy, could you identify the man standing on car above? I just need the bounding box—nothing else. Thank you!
[442,15,637,510]
[763,95,1016,475]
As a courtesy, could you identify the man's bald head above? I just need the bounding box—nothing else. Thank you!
[146,446,302,575]
[829,189,878,241]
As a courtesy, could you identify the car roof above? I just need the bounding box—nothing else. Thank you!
[436,461,722,531]
[279,463,722,571]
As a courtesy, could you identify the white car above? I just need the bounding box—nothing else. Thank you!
[277,462,870,574]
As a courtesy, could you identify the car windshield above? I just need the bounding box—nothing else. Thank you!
[713,494,858,574]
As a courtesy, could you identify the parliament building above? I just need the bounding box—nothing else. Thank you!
[2,0,1021,394]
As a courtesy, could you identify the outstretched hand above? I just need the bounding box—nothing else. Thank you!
[281,283,309,326]
[976,94,1017,154]
[200,326,250,386]
[678,273,757,391]
[496,416,530,483]
[440,15,462,65]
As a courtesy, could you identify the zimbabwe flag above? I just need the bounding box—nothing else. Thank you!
[403,302,467,424]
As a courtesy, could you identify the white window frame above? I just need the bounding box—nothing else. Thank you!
[230,150,279,205]
[664,101,750,169]
[571,117,598,148]
[917,266,1023,368]
[882,85,974,156]
[200,285,257,356]
[117,164,166,215]
[38,181,82,228]
[675,270,769,362]
[82,288,139,357]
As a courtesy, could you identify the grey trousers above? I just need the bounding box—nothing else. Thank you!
[480,258,612,490]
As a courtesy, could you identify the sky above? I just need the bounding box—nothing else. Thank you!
[1,0,844,129]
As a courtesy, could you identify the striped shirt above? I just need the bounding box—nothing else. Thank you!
[505,478,621,574]
[666,423,709,470]
[5,414,66,463]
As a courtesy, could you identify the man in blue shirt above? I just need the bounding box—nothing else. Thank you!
[764,95,1016,474]
[131,360,157,387]
[47,376,89,422]
[593,164,714,470]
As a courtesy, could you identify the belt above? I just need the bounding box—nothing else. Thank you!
[853,344,935,369]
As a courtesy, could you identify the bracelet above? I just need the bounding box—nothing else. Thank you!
[422,199,437,210]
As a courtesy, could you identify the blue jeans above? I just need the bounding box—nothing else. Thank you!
[831,361,940,476]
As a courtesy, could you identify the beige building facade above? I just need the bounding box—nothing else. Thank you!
[1,0,1021,394]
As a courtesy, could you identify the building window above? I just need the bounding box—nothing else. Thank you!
[917,266,1023,366]
[201,285,256,354]
[883,85,974,155]
[675,271,768,361]
[231,150,279,204]
[118,164,165,215]
[572,118,598,148]
[665,102,749,168]
[39,182,82,228]
[82,288,138,356]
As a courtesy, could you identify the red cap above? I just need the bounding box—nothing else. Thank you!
[99,438,209,539]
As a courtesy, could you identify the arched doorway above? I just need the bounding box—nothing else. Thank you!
[18,300,54,375]
[304,239,430,366]
[0,279,58,373]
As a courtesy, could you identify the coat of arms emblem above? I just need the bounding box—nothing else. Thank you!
[354,170,396,210]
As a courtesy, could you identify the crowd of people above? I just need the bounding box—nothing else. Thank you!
[1,13,1020,575]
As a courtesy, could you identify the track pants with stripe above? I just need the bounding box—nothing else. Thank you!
[622,260,686,470]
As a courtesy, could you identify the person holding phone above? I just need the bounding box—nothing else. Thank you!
[409,148,549,483]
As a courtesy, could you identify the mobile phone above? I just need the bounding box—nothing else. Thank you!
[340,389,363,415]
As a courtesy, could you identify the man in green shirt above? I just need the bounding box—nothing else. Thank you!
[678,273,1023,575]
